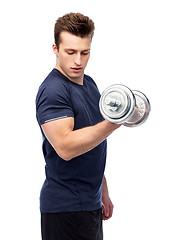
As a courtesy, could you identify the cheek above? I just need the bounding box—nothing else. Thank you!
[83,56,90,66]
[59,55,70,68]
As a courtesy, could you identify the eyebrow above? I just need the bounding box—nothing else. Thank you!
[64,48,91,52]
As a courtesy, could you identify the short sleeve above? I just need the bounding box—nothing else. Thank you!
[36,83,74,125]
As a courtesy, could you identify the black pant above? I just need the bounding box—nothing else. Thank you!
[41,208,103,240]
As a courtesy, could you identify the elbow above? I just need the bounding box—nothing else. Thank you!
[53,143,73,161]
[53,142,78,161]
[61,154,73,161]
[56,149,74,161]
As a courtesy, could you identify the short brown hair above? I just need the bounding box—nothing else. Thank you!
[54,13,95,49]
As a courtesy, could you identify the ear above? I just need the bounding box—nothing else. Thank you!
[52,43,58,56]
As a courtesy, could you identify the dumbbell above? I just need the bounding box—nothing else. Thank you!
[99,84,151,127]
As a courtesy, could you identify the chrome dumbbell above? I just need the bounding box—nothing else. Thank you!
[99,84,151,127]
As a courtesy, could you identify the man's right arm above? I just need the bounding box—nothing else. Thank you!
[41,117,122,161]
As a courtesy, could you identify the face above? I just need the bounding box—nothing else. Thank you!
[53,31,91,84]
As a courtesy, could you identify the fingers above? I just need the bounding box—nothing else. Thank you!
[102,202,114,220]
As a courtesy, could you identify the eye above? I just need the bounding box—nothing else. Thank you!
[81,51,90,55]
[67,51,74,55]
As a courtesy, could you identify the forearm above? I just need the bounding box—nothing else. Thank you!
[102,175,114,220]
[102,175,109,197]
[61,120,121,160]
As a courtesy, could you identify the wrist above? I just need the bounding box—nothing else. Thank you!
[103,120,122,130]
[102,189,109,198]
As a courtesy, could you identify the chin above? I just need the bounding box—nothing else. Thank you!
[70,72,84,79]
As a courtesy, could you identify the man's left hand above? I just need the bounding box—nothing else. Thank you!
[102,195,114,220]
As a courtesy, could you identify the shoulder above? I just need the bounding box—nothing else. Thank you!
[40,69,69,92]
[36,69,70,105]
[84,74,97,86]
[84,74,99,91]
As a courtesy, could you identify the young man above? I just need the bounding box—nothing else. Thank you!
[36,13,121,240]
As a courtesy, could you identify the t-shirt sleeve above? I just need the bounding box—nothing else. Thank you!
[36,83,74,125]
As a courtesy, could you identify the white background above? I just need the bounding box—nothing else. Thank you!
[0,0,171,239]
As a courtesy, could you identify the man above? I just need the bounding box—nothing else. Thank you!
[36,13,121,240]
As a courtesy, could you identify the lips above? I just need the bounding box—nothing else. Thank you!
[71,67,82,72]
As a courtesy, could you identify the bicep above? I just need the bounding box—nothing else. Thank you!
[41,117,74,157]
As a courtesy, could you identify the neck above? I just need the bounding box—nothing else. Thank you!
[55,64,84,86]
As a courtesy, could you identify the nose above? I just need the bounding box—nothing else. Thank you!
[74,53,82,66]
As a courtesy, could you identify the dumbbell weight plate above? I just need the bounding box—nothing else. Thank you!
[99,85,136,124]
[124,90,151,127]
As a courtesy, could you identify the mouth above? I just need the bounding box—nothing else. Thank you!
[71,67,82,73]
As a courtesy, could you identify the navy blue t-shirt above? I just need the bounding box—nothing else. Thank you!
[36,68,107,213]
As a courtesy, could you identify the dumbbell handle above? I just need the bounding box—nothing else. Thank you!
[106,99,121,109]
